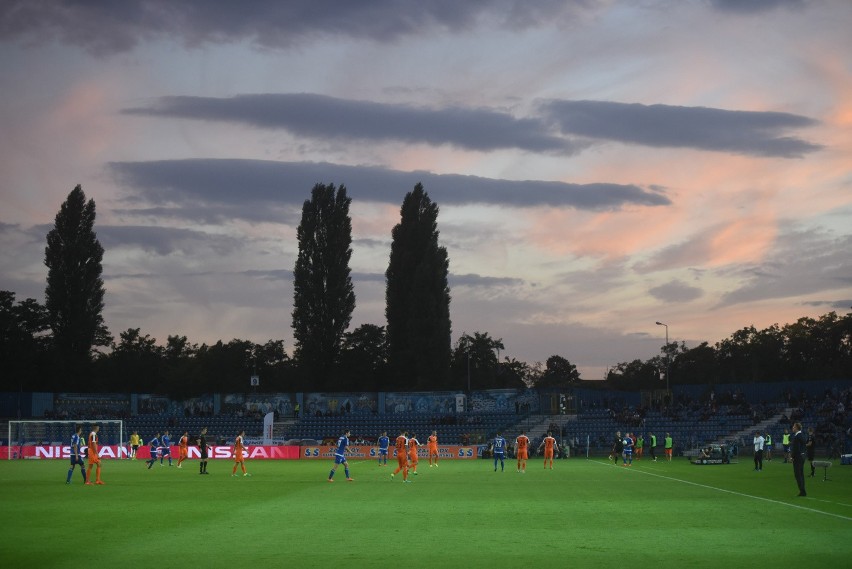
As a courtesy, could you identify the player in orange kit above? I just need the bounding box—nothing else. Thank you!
[85,424,104,485]
[177,431,189,468]
[391,430,410,482]
[427,431,439,467]
[538,431,558,470]
[408,433,421,475]
[232,430,250,477]
[515,430,530,473]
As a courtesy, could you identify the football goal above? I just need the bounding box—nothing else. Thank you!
[6,420,125,460]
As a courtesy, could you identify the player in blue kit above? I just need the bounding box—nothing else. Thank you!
[66,425,87,484]
[377,431,390,466]
[622,432,634,466]
[146,432,161,469]
[492,432,507,472]
[160,429,173,466]
[328,430,354,482]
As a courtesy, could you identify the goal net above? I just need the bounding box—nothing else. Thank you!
[6,420,125,460]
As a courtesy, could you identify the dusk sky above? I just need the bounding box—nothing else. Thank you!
[1,0,850,381]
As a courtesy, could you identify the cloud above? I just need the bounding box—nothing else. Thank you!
[717,228,852,306]
[648,279,704,303]
[708,0,806,14]
[109,158,671,214]
[98,225,245,256]
[450,273,526,288]
[0,0,590,55]
[125,93,580,155]
[540,100,822,157]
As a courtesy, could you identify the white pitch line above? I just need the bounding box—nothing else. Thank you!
[593,460,852,522]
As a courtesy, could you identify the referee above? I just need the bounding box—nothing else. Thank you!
[197,427,210,475]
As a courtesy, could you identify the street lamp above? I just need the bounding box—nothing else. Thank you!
[655,321,670,392]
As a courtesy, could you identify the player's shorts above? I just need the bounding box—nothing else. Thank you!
[161,446,171,456]
[494,452,505,459]
[70,455,85,466]
[665,448,672,455]
[544,449,554,459]
[88,452,100,464]
[428,446,438,455]
[783,445,790,452]
[397,454,408,467]
[378,449,388,456]
[334,454,347,465]
[409,452,418,464]
[517,449,528,460]
[234,452,245,463]
[179,449,188,459]
[200,448,208,459]
[131,445,139,452]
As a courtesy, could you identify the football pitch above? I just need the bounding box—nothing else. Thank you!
[1,456,849,568]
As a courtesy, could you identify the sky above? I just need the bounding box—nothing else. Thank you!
[1,0,851,381]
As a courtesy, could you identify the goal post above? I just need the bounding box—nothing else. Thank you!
[6,420,124,460]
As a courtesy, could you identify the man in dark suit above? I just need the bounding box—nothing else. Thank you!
[791,422,807,497]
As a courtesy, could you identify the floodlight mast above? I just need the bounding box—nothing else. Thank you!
[655,321,670,392]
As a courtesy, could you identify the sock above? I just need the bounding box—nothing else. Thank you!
[81,468,87,482]
[67,468,73,483]
[329,469,335,479]
[345,468,350,478]
[96,465,101,481]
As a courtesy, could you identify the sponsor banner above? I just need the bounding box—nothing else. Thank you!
[300,445,479,459]
[1,445,301,460]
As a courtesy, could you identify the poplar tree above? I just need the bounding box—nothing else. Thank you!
[292,183,355,389]
[385,183,452,389]
[44,185,109,380]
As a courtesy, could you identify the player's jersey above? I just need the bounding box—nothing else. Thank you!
[71,433,82,457]
[234,435,244,458]
[130,433,140,446]
[516,435,529,452]
[623,436,634,453]
[179,435,188,450]
[493,436,506,455]
[378,436,390,451]
[543,436,556,452]
[408,437,420,450]
[88,431,99,455]
[161,434,171,453]
[149,437,161,454]
[335,435,349,458]
[395,435,408,455]
[428,435,438,447]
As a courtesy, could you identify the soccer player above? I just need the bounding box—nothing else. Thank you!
[515,430,530,473]
[427,431,439,467]
[197,427,210,475]
[146,432,161,470]
[664,432,673,461]
[635,434,644,460]
[391,430,410,482]
[160,429,173,466]
[85,424,104,485]
[782,428,791,463]
[492,432,507,472]
[66,425,87,484]
[408,433,421,475]
[611,431,623,463]
[129,430,141,460]
[328,430,354,482]
[648,432,657,462]
[177,431,189,468]
[538,431,558,469]
[622,432,634,466]
[764,432,773,461]
[377,431,390,466]
[232,430,250,477]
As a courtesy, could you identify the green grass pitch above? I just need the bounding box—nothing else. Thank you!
[1,456,849,568]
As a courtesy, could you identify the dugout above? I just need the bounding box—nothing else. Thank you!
[691,443,731,465]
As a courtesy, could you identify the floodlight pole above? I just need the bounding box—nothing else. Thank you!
[655,321,670,392]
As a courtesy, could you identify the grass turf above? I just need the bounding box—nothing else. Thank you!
[1,455,849,568]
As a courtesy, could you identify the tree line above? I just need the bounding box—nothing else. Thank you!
[1,185,850,397]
